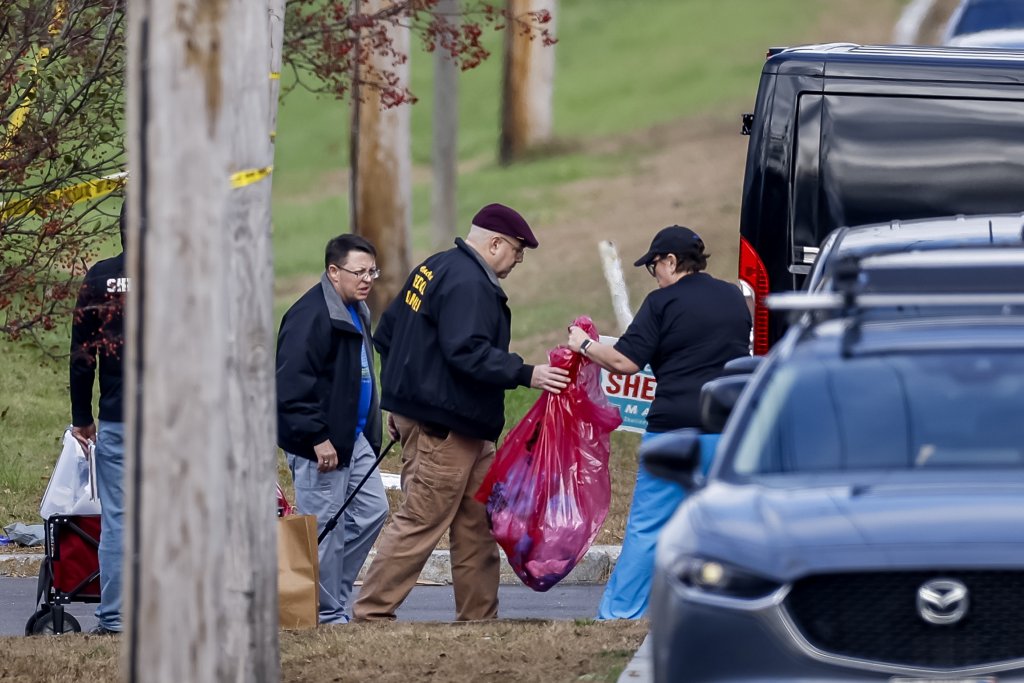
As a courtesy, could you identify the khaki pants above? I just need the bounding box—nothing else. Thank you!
[353,414,500,621]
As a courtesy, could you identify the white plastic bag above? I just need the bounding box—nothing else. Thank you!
[39,429,102,519]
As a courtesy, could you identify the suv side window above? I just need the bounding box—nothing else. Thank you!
[820,95,1024,230]
[789,95,1024,266]
[731,352,1024,475]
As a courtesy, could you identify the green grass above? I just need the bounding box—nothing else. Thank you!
[4,0,836,526]
[0,340,71,523]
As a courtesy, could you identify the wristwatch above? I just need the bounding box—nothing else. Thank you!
[579,338,594,356]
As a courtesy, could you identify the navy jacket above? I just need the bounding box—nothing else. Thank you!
[276,275,382,466]
[374,238,534,441]
[70,253,128,426]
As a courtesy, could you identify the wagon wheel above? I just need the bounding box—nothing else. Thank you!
[24,606,50,636]
[29,610,81,635]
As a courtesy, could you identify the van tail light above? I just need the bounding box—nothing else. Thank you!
[738,237,770,356]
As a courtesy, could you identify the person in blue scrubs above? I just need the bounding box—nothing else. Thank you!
[567,225,751,620]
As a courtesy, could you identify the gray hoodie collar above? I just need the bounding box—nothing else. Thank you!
[456,237,502,289]
[320,272,365,326]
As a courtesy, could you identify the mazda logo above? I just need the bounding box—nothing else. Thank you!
[916,578,969,625]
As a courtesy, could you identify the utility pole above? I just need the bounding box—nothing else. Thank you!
[125,0,279,680]
[218,0,285,677]
[499,0,557,165]
[432,0,460,250]
[351,0,413,313]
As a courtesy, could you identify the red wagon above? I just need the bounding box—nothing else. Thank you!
[25,515,101,635]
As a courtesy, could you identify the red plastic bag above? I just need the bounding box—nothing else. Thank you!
[476,316,622,591]
[277,483,295,517]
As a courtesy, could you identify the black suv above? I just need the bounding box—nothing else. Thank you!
[737,43,1024,353]
[642,279,1024,682]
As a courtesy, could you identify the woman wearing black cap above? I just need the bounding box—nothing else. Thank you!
[567,225,751,620]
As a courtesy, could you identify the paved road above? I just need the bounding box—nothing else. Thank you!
[0,577,604,636]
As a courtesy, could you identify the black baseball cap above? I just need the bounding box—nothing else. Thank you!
[633,225,703,267]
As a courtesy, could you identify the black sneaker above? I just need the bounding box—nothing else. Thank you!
[90,625,121,636]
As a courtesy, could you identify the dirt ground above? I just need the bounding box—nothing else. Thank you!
[0,620,648,683]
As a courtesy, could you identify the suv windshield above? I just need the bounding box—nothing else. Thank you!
[731,351,1024,475]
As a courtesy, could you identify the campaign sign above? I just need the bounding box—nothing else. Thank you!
[598,335,655,434]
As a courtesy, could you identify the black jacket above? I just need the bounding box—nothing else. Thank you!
[276,275,382,466]
[374,238,534,441]
[70,253,127,426]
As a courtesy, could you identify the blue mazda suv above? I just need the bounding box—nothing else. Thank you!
[642,284,1024,681]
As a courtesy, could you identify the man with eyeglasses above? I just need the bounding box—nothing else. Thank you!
[354,203,570,622]
[276,234,388,624]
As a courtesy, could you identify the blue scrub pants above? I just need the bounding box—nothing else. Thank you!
[596,431,717,620]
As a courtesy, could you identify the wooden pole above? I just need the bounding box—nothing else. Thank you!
[431,0,459,251]
[125,0,278,679]
[218,0,284,678]
[352,0,412,313]
[499,0,556,165]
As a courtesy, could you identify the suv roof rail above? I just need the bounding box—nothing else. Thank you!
[767,291,1024,312]
[769,291,1024,358]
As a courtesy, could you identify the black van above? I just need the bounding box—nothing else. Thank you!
[738,43,1024,353]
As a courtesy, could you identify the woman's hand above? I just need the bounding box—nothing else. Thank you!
[567,325,590,354]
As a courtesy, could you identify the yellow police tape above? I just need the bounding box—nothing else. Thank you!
[229,165,273,189]
[2,164,272,222]
[0,172,127,221]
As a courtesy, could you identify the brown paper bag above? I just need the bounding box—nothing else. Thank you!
[278,514,320,630]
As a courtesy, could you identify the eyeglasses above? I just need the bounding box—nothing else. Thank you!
[497,235,526,257]
[645,257,661,277]
[336,265,381,281]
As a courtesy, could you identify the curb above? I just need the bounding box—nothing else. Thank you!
[0,554,42,578]
[359,544,622,586]
[617,634,652,683]
[1,546,622,584]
